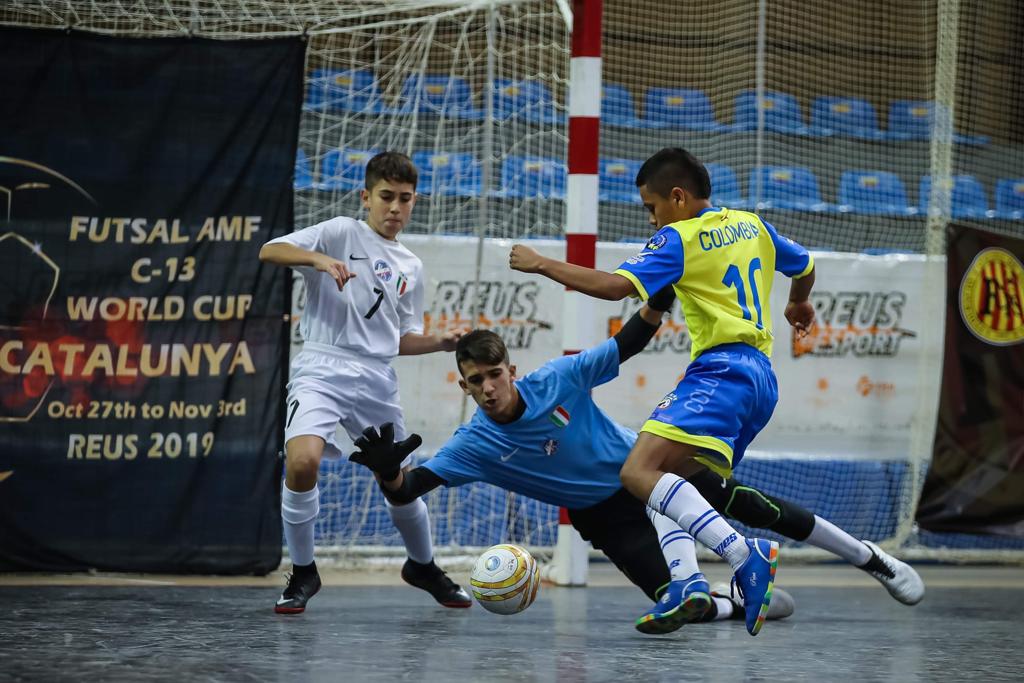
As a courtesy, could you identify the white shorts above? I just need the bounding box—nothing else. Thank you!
[284,343,408,463]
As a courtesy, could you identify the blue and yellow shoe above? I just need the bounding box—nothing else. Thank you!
[732,538,779,636]
[634,573,712,635]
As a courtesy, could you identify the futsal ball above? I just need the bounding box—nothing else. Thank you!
[470,543,540,615]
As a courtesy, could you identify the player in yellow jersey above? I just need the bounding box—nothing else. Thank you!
[509,147,816,635]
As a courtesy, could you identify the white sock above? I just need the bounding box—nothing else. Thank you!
[282,484,319,567]
[387,497,434,564]
[711,596,734,621]
[649,473,750,570]
[806,515,872,566]
[645,506,700,581]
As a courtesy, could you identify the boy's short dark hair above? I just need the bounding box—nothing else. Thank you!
[455,329,510,372]
[635,147,711,199]
[365,151,418,190]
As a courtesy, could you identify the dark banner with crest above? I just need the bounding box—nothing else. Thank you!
[916,224,1024,537]
[0,28,303,572]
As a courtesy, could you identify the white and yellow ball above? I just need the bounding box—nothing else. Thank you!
[470,544,540,615]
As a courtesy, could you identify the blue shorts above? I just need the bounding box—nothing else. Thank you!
[640,343,778,477]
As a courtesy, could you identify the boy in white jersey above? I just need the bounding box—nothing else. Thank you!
[259,151,471,614]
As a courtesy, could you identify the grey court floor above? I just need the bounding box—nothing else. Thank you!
[1,564,1023,682]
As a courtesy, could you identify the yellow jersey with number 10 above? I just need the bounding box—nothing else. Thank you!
[614,207,813,360]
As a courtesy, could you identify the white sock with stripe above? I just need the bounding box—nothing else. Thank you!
[645,506,701,582]
[648,472,751,571]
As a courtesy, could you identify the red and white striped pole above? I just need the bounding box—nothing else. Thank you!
[552,0,601,588]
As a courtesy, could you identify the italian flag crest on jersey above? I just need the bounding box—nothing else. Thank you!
[395,272,408,297]
[548,405,569,427]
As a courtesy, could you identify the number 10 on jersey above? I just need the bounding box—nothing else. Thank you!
[722,257,764,329]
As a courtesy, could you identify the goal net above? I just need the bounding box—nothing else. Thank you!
[4,0,1022,567]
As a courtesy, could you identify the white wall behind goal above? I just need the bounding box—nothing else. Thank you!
[289,235,944,464]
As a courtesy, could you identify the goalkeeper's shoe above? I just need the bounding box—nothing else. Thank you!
[732,538,779,636]
[274,562,322,614]
[706,582,795,622]
[635,573,712,634]
[401,559,472,608]
[860,540,925,605]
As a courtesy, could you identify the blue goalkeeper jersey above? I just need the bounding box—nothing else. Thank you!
[422,338,636,509]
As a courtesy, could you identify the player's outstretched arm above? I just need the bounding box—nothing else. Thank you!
[375,467,446,505]
[351,423,422,480]
[350,423,445,505]
[614,285,675,364]
[509,244,636,301]
[398,327,469,355]
[259,242,355,291]
[784,266,816,338]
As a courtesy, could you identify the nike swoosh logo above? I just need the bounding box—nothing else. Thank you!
[500,448,519,462]
[276,597,290,605]
[350,254,368,260]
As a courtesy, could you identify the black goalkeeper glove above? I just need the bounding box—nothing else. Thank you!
[647,284,676,312]
[350,422,422,482]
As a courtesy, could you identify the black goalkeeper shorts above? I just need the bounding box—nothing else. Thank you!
[567,487,670,602]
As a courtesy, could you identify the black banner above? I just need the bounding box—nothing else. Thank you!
[916,225,1024,536]
[0,29,304,572]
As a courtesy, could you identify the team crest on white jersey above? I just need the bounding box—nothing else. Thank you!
[374,259,393,281]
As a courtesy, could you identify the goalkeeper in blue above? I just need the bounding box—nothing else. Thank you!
[351,292,921,635]
[507,147,923,635]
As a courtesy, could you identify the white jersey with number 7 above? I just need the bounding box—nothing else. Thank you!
[266,217,425,361]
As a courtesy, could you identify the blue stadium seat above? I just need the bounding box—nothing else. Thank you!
[499,156,566,199]
[918,175,992,218]
[837,171,914,215]
[492,79,564,124]
[317,148,377,191]
[995,178,1024,219]
[886,100,939,141]
[886,100,989,145]
[733,90,811,135]
[305,69,389,114]
[749,166,828,211]
[706,162,747,208]
[810,97,883,140]
[294,149,314,190]
[397,75,483,120]
[411,151,481,197]
[602,83,644,127]
[599,158,642,204]
[642,87,724,130]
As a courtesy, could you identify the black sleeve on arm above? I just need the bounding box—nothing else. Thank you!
[614,312,661,364]
[378,466,446,505]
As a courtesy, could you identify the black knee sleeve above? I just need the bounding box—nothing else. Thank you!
[727,484,816,541]
[725,484,783,527]
[689,469,815,541]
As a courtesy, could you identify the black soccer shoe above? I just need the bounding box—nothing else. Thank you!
[274,563,322,614]
[401,558,472,608]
